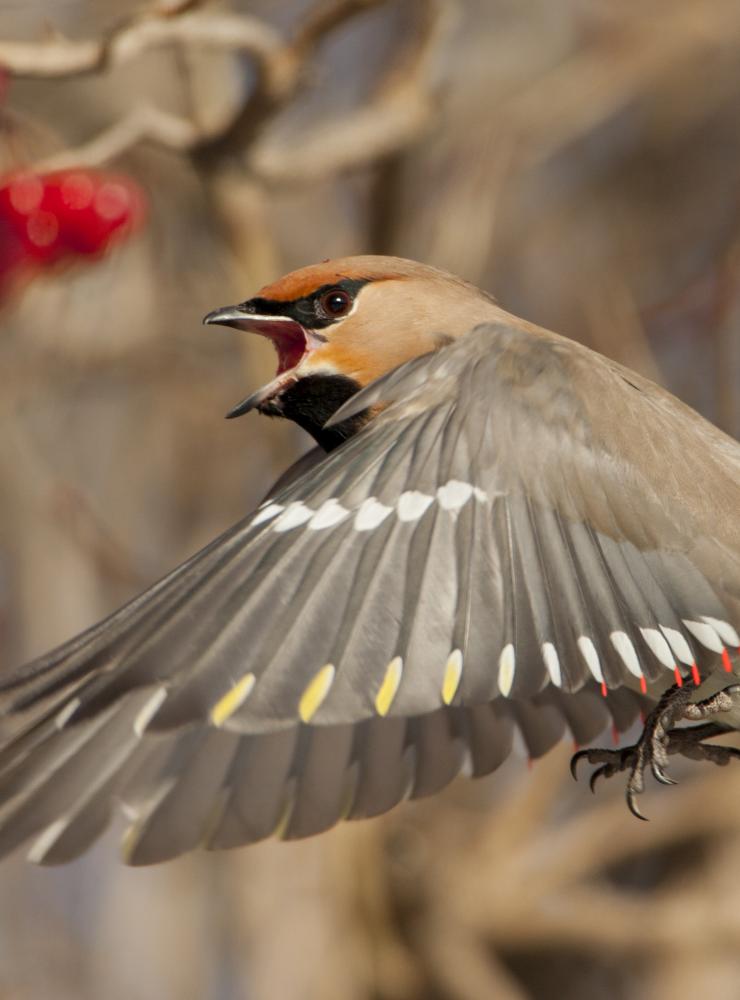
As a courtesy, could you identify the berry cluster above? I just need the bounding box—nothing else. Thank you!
[0,169,146,295]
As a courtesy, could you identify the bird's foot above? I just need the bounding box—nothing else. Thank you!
[571,682,740,819]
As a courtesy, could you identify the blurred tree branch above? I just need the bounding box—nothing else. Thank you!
[245,0,453,187]
[0,0,453,186]
[32,106,202,171]
[0,2,288,90]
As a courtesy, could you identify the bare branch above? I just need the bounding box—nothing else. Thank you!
[0,9,291,97]
[31,106,201,173]
[190,0,392,168]
[247,83,433,186]
[0,36,102,77]
[4,0,453,185]
[247,0,455,186]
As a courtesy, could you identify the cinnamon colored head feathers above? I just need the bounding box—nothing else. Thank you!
[204,256,499,448]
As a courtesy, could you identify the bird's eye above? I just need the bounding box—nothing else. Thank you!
[319,287,352,318]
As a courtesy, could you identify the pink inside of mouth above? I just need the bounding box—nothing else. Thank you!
[250,319,307,376]
[274,332,306,375]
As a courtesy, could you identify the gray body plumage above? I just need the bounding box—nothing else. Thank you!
[1,318,739,865]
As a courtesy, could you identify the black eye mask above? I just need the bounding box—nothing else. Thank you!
[239,277,369,330]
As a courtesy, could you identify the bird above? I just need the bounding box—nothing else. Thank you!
[1,254,739,866]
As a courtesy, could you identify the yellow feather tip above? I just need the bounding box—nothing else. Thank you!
[442,650,463,705]
[299,664,336,723]
[375,656,403,716]
[210,673,256,727]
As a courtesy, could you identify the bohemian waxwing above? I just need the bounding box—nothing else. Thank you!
[1,255,739,865]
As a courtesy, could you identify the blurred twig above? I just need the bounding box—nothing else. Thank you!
[504,0,740,168]
[206,0,452,191]
[7,0,452,188]
[33,105,201,171]
[0,4,288,90]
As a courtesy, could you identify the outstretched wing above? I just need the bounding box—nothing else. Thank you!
[1,320,738,863]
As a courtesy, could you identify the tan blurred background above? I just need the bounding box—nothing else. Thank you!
[1,0,740,997]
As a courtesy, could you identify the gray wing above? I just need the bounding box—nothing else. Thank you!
[260,444,325,501]
[1,321,738,864]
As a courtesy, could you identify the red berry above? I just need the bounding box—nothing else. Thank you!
[25,210,60,254]
[6,173,43,215]
[43,170,145,255]
[60,172,95,211]
[94,181,131,221]
[0,167,146,297]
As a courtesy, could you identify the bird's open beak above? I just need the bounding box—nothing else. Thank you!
[203,304,323,418]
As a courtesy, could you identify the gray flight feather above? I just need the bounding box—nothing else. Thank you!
[1,320,739,863]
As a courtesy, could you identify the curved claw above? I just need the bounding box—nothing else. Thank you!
[589,765,610,794]
[651,760,678,786]
[626,788,649,821]
[570,749,589,780]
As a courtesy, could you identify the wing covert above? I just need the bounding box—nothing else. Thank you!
[1,318,739,862]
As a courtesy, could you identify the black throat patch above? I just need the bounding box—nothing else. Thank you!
[258,373,368,451]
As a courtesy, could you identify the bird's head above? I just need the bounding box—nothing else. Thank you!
[204,255,498,450]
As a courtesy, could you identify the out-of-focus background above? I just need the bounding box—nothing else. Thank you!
[1,1,740,997]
